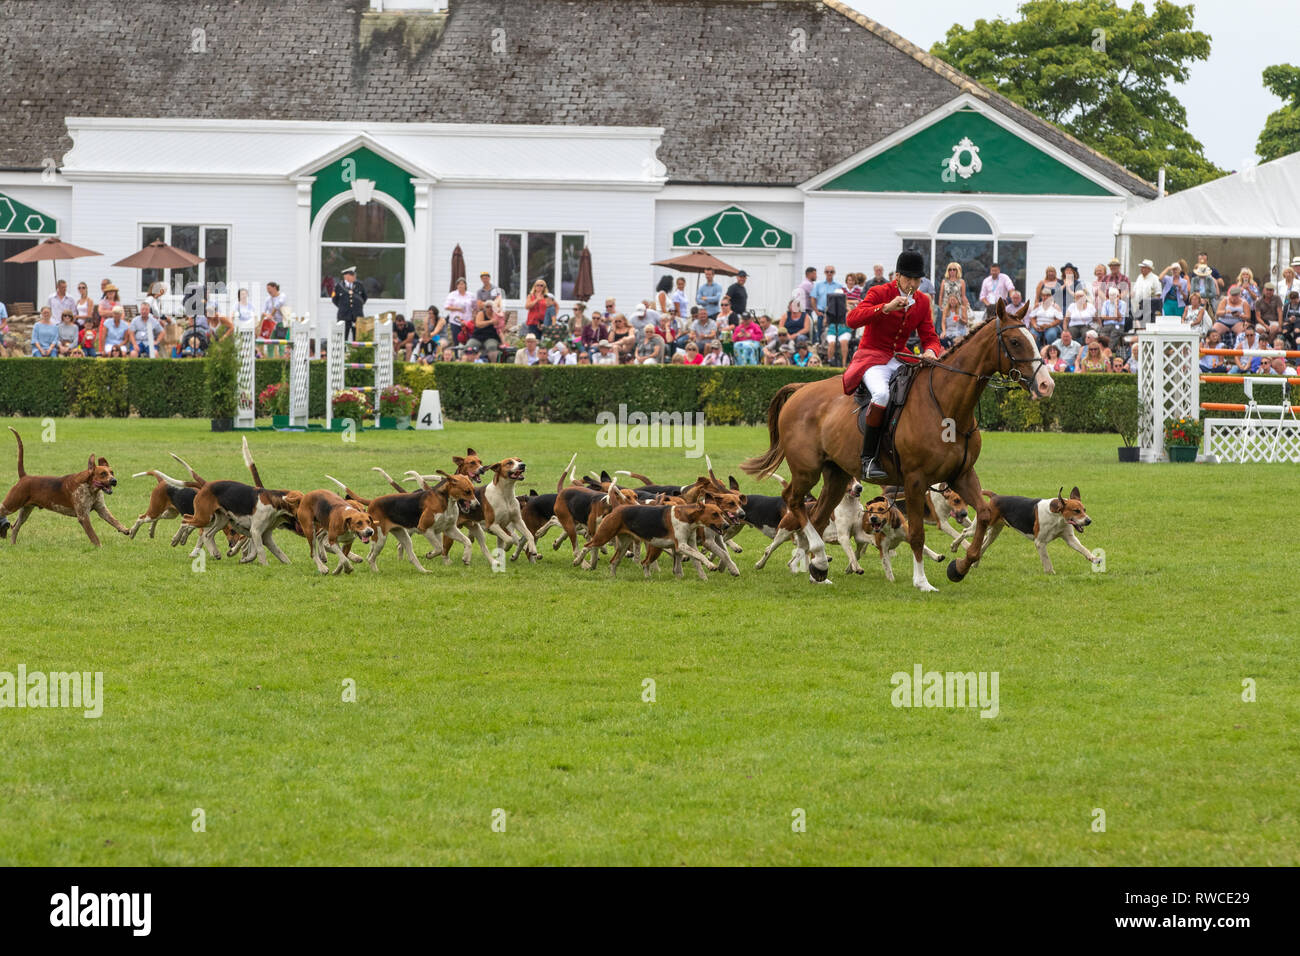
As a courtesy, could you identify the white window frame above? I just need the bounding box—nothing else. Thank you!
[137,223,231,298]
[319,201,407,300]
[495,229,589,306]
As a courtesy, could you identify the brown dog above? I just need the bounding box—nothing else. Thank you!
[328,470,477,572]
[972,487,1098,574]
[0,427,128,546]
[290,489,377,575]
[862,495,945,583]
[576,500,728,579]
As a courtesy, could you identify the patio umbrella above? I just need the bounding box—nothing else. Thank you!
[113,238,203,270]
[449,244,466,292]
[573,246,594,301]
[4,236,102,285]
[650,250,740,276]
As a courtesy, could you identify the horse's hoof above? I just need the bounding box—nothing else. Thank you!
[808,563,829,583]
[946,560,967,582]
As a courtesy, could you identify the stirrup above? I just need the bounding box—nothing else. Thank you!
[861,456,886,482]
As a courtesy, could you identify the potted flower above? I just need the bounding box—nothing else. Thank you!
[1097,383,1141,462]
[205,332,238,431]
[1164,414,1200,462]
[259,381,290,428]
[377,384,416,429]
[331,387,372,430]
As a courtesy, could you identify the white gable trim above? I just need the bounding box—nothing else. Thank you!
[798,93,1136,198]
[287,132,439,182]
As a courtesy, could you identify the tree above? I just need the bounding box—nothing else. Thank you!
[1257,65,1300,162]
[930,0,1224,192]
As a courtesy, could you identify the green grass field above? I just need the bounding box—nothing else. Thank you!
[0,416,1294,866]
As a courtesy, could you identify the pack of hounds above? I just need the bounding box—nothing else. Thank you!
[0,426,1102,579]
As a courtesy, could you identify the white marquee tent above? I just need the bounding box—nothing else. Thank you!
[1118,151,1300,284]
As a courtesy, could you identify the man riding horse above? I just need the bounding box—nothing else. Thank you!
[844,251,943,482]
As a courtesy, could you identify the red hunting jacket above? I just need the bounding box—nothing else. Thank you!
[841,279,944,394]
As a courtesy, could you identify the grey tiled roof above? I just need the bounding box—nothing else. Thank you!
[0,0,1155,197]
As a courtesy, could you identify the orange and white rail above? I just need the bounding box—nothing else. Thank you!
[1200,348,1300,358]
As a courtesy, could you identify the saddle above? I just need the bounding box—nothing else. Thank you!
[853,362,920,467]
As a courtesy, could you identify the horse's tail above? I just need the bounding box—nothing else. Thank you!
[740,382,806,479]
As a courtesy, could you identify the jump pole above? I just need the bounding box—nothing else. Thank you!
[326,318,394,429]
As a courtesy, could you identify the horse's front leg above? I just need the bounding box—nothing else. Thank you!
[783,475,826,583]
[945,469,991,583]
[902,479,938,592]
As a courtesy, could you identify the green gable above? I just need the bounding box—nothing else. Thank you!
[820,110,1113,197]
[310,147,416,221]
[0,192,57,235]
[672,205,794,250]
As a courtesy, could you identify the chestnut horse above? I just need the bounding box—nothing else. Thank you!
[740,301,1054,591]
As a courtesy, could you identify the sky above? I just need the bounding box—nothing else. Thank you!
[840,0,1284,172]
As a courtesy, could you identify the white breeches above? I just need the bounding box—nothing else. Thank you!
[863,357,903,406]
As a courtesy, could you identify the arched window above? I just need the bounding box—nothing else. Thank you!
[903,209,1026,309]
[320,200,406,299]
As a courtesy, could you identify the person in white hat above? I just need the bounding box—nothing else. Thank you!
[592,339,617,366]
[1130,259,1160,327]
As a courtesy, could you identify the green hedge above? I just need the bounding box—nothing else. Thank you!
[0,358,435,419]
[0,357,1269,430]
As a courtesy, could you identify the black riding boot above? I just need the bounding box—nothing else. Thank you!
[860,403,887,482]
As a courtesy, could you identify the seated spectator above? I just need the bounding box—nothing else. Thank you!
[1283,292,1300,349]
[576,350,592,366]
[438,345,458,362]
[467,304,501,362]
[1236,268,1259,306]
[514,333,545,366]
[1199,329,1227,371]
[56,311,79,356]
[78,315,99,357]
[1264,355,1295,376]
[1214,286,1250,342]
[1042,343,1066,373]
[780,298,810,339]
[680,341,704,365]
[1077,339,1108,372]
[548,340,577,366]
[791,335,819,367]
[425,305,446,347]
[1183,292,1212,335]
[592,340,618,365]
[31,307,59,357]
[764,328,793,364]
[391,313,416,361]
[714,296,739,335]
[1231,327,1261,372]
[701,340,731,366]
[413,327,437,366]
[1095,287,1124,340]
[759,314,779,348]
[1108,355,1130,373]
[609,314,636,364]
[940,292,969,348]
[1056,329,1081,371]
[129,303,164,357]
[1027,287,1062,346]
[731,314,763,365]
[579,307,609,353]
[1067,289,1098,339]
[462,344,488,364]
[688,310,718,349]
[635,330,665,365]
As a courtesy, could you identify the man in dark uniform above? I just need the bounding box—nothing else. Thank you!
[331,266,367,341]
[725,270,749,317]
[843,251,942,482]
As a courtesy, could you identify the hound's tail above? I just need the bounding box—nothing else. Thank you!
[372,466,406,493]
[168,453,206,487]
[739,383,806,479]
[403,469,435,490]
[622,471,654,486]
[134,469,188,490]
[8,427,24,478]
[557,453,578,493]
[326,474,371,506]
[242,436,265,489]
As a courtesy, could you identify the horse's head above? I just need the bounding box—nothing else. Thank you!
[995,300,1055,399]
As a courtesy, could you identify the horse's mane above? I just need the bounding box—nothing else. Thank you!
[941,307,1026,362]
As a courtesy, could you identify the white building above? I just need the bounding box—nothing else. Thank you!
[0,0,1155,332]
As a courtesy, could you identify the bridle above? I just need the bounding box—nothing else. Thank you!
[897,313,1045,391]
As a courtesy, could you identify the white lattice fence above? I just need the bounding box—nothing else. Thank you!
[1137,318,1199,462]
[373,320,393,425]
[326,320,346,429]
[288,318,311,427]
[235,320,256,429]
[1205,419,1300,463]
